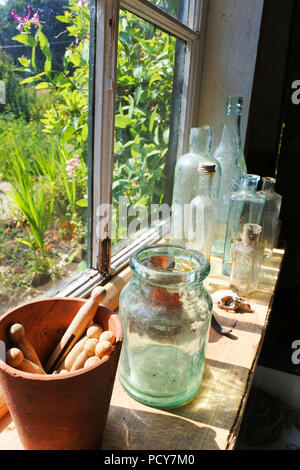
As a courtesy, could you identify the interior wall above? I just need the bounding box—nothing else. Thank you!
[196,0,264,152]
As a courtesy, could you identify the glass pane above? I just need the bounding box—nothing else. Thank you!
[0,0,93,314]
[146,0,190,27]
[112,8,185,250]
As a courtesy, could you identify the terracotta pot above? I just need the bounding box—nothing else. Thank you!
[0,297,123,450]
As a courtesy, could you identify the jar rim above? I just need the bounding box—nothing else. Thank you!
[130,244,210,287]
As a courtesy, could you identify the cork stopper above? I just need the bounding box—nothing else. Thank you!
[242,223,262,247]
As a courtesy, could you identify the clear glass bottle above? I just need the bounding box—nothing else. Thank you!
[118,244,212,408]
[170,126,220,244]
[258,177,282,258]
[229,223,263,295]
[222,174,266,276]
[212,96,247,257]
[186,162,217,260]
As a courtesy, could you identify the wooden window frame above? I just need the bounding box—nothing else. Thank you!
[57,0,208,299]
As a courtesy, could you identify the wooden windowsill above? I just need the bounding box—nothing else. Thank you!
[0,249,285,450]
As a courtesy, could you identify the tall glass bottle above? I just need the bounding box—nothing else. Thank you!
[187,163,217,260]
[258,177,282,258]
[222,174,265,276]
[212,96,247,257]
[170,126,220,244]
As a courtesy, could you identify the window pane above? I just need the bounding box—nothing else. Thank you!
[146,0,190,26]
[112,8,185,250]
[0,0,93,314]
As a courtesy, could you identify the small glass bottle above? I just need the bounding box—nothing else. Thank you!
[222,174,265,276]
[258,177,282,258]
[170,126,220,244]
[212,96,247,257]
[187,163,217,260]
[118,244,212,408]
[229,223,263,295]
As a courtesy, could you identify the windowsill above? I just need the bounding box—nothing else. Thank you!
[55,220,170,300]
[0,248,285,449]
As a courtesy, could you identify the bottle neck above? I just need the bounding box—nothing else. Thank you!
[262,177,276,192]
[241,175,260,193]
[189,126,213,155]
[242,223,262,248]
[220,107,242,149]
[197,172,214,197]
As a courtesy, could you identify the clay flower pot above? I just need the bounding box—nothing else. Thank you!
[0,297,123,450]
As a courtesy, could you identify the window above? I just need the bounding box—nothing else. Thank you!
[0,0,206,307]
[86,0,206,290]
[0,0,93,313]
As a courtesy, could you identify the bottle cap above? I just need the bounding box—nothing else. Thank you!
[197,162,216,174]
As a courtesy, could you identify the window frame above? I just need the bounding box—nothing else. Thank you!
[58,0,208,299]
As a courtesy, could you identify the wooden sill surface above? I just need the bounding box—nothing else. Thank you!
[0,249,284,450]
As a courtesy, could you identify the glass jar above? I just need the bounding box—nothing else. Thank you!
[258,177,282,258]
[212,96,247,257]
[222,174,266,276]
[170,126,220,245]
[118,244,212,408]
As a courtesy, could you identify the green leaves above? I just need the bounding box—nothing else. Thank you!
[6,147,54,255]
[76,198,88,208]
[149,105,158,133]
[56,15,72,24]
[131,135,140,158]
[38,29,52,76]
[18,57,30,67]
[35,82,51,90]
[12,33,37,48]
[8,1,175,250]
[113,8,176,220]
[149,73,162,86]
[115,115,132,129]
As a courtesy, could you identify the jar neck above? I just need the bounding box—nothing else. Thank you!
[262,177,276,192]
[130,244,210,288]
[189,126,213,156]
[240,174,260,193]
[138,282,205,306]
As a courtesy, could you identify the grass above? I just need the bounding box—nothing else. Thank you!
[0,113,88,311]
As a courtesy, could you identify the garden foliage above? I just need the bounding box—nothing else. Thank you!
[0,0,176,286]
